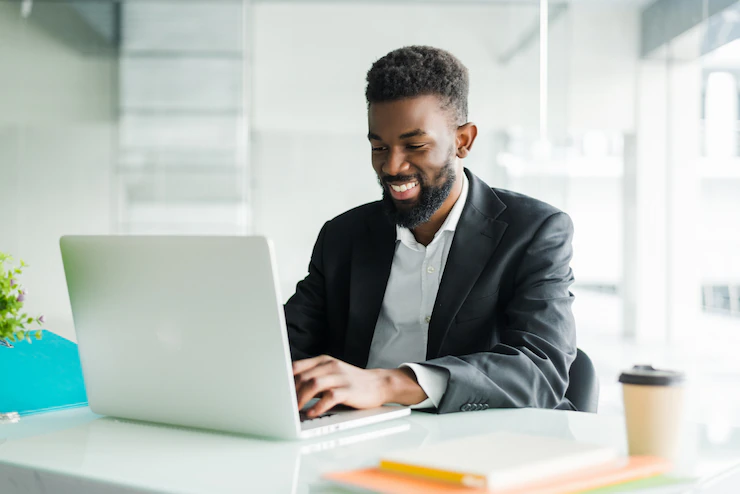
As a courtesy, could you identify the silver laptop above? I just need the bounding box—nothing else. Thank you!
[60,235,409,440]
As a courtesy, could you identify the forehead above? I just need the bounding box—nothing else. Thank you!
[368,95,452,137]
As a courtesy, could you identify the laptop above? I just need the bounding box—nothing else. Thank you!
[59,235,410,439]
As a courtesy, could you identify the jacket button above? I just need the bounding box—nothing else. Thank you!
[473,404,481,411]
[482,404,489,410]
[460,404,470,412]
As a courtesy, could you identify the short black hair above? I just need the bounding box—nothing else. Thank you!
[365,46,469,125]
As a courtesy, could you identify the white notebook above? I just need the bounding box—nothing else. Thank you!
[379,431,619,490]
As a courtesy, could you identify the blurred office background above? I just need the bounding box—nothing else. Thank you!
[1,0,739,420]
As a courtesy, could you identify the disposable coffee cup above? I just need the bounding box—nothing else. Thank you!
[619,365,686,461]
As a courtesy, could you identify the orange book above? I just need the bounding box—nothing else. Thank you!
[324,456,671,494]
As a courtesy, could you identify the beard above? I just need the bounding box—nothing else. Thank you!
[380,157,457,230]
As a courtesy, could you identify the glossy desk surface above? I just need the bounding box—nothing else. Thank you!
[1,407,740,493]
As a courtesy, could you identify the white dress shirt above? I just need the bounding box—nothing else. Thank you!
[366,173,470,409]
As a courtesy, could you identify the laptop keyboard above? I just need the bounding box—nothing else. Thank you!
[299,411,336,423]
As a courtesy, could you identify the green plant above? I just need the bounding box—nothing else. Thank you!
[0,252,43,344]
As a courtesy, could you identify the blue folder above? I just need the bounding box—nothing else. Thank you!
[0,330,88,417]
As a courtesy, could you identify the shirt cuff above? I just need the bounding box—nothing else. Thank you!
[400,363,449,409]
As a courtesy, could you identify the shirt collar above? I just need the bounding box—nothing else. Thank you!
[396,172,470,249]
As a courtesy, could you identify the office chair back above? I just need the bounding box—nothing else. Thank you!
[565,348,599,413]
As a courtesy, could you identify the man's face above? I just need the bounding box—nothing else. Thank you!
[368,95,460,229]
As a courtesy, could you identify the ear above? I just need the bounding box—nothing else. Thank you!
[456,122,478,159]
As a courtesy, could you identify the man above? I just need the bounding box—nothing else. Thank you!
[287,46,576,418]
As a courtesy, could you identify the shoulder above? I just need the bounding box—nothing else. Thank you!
[493,188,570,228]
[316,201,387,245]
[311,201,388,261]
[493,188,562,217]
[466,171,568,228]
[324,201,384,229]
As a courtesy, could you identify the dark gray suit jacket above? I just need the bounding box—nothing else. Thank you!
[285,169,577,414]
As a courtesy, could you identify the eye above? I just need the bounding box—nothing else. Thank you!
[407,144,425,150]
[371,146,388,152]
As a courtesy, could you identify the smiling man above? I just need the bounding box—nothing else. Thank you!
[286,46,577,417]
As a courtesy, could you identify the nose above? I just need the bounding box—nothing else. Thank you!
[382,148,411,177]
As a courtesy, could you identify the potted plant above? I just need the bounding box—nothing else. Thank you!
[0,252,44,348]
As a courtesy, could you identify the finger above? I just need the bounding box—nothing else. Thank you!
[307,388,344,418]
[292,355,333,376]
[296,374,346,411]
[294,357,340,387]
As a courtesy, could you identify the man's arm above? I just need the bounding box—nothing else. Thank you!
[285,222,330,361]
[293,356,427,417]
[420,212,577,414]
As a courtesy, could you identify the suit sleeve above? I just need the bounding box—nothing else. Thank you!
[420,212,577,414]
[284,222,329,361]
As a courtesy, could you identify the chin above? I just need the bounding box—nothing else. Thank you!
[393,197,418,206]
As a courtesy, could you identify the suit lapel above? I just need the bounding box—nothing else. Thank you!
[345,210,396,368]
[427,171,509,359]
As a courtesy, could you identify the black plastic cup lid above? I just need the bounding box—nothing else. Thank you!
[618,365,686,386]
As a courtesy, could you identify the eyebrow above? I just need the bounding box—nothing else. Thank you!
[367,129,428,141]
[399,129,428,139]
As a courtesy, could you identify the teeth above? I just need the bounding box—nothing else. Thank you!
[390,182,417,193]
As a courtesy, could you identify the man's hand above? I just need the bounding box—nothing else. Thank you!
[293,355,428,417]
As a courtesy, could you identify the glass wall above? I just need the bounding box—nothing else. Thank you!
[0,0,249,339]
[118,1,249,236]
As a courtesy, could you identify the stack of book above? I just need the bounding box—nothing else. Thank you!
[324,432,674,493]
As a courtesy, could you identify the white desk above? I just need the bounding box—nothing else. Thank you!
[1,407,739,493]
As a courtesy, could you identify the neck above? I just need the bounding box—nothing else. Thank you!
[411,171,464,246]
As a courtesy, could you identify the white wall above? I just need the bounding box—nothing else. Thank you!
[251,3,540,135]
[0,2,117,341]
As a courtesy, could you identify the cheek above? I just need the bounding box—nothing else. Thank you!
[414,148,447,168]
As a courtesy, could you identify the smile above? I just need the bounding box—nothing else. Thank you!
[387,180,421,201]
[389,182,418,193]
